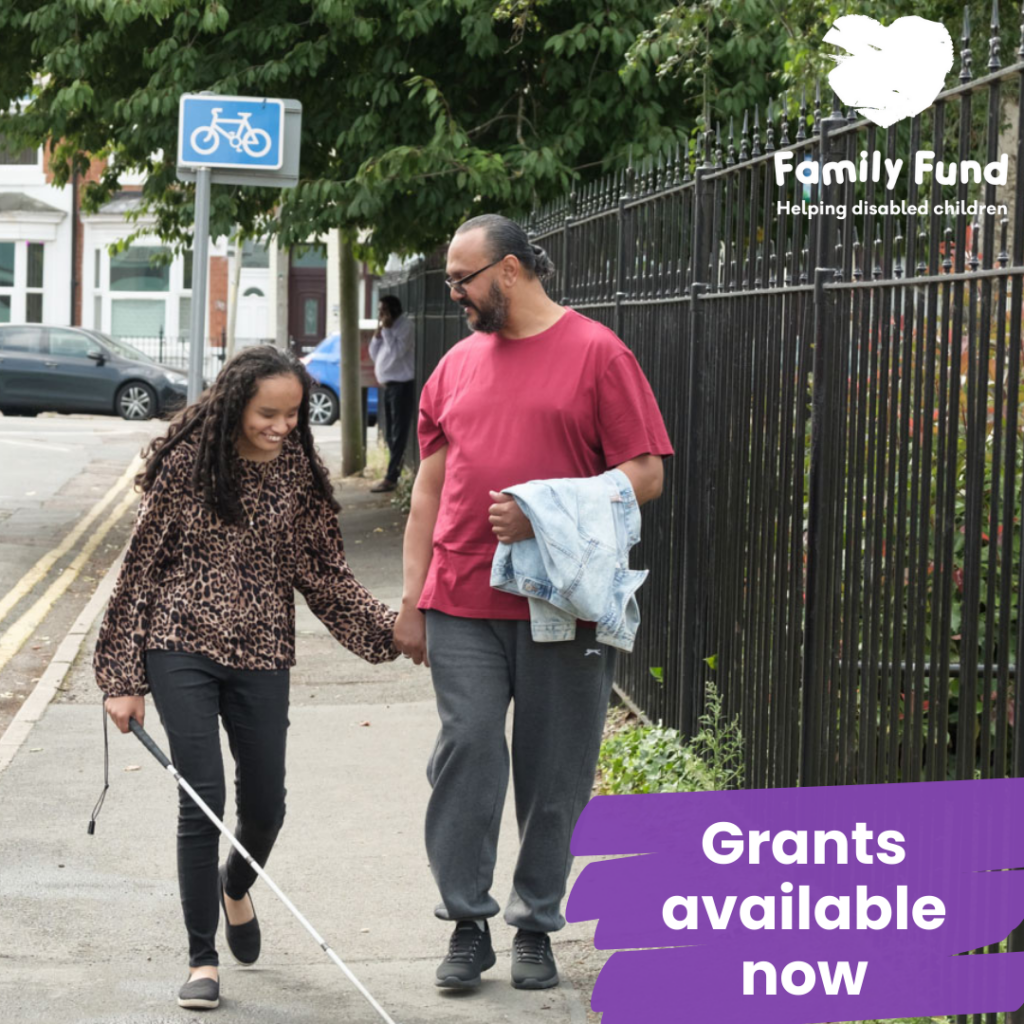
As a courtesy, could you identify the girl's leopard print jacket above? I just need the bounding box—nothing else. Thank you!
[94,433,399,696]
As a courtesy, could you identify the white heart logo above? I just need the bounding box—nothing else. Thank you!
[824,15,954,129]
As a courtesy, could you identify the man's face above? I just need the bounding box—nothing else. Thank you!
[378,302,394,328]
[446,230,510,335]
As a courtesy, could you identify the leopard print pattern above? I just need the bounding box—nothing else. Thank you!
[94,433,399,697]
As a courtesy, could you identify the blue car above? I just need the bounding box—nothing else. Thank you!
[301,332,378,427]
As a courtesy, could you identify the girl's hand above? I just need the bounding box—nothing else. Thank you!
[394,606,429,667]
[105,695,145,734]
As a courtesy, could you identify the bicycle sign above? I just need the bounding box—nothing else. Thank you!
[178,95,283,170]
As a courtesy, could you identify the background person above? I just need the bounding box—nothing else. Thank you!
[369,295,416,493]
[94,346,398,1011]
[394,214,673,992]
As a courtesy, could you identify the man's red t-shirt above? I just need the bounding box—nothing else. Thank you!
[417,308,675,620]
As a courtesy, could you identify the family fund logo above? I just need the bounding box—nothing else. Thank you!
[825,15,954,128]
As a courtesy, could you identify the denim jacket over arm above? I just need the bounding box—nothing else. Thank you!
[489,469,648,652]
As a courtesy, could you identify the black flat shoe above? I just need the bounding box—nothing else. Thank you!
[219,865,261,966]
[178,975,219,1009]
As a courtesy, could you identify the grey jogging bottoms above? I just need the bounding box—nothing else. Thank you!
[424,611,616,934]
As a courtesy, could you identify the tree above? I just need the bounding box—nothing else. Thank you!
[625,0,1021,129]
[0,0,698,265]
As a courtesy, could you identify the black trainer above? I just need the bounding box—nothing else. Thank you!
[177,975,220,1010]
[511,929,559,989]
[435,920,496,988]
[219,865,260,966]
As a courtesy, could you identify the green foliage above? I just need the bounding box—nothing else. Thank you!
[0,0,692,264]
[625,1,1023,132]
[598,682,745,794]
[391,466,414,515]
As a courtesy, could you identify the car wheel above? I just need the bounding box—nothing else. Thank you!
[116,382,157,421]
[309,386,339,426]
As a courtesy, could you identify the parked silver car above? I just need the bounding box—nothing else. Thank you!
[0,325,189,420]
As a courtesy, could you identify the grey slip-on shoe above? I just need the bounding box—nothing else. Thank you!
[177,975,220,1010]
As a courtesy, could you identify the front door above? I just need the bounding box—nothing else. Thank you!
[288,245,327,355]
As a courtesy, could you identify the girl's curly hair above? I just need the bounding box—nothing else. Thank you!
[136,346,339,524]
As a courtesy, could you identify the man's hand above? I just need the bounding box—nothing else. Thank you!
[105,695,145,734]
[488,491,534,544]
[394,605,430,667]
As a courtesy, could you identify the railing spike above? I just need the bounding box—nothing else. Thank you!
[727,116,737,165]
[1018,0,1024,60]
[752,104,762,157]
[961,4,974,82]
[969,217,981,271]
[740,110,750,162]
[715,122,723,168]
[989,0,1002,70]
[813,80,823,135]
[797,87,808,141]
[766,101,776,153]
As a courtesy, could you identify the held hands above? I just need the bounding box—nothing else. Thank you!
[394,605,430,667]
[105,695,145,734]
[488,491,534,544]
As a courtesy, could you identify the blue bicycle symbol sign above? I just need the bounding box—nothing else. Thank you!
[178,95,283,170]
[191,108,272,158]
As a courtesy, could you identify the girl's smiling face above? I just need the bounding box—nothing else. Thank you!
[235,373,305,461]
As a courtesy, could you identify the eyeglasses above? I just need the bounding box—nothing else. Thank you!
[444,257,506,295]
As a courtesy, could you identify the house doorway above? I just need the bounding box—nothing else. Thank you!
[288,243,327,354]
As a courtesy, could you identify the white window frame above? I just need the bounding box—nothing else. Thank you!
[0,239,48,322]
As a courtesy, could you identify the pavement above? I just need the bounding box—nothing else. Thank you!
[0,442,607,1024]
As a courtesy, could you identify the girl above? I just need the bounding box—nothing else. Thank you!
[94,346,398,1010]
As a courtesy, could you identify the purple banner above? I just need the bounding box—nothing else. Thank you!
[568,780,1024,1023]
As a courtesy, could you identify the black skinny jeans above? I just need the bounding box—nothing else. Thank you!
[146,651,290,967]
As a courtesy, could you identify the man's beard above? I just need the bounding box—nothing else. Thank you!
[461,281,509,334]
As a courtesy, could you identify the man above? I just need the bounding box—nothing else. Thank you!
[368,295,415,493]
[394,214,673,992]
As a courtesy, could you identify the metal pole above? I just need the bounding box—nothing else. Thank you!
[188,167,211,404]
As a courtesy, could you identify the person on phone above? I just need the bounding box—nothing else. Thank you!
[94,346,398,1011]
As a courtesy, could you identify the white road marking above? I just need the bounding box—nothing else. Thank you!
[0,438,73,453]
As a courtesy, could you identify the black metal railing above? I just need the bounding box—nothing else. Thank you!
[119,331,274,382]
[382,9,1023,797]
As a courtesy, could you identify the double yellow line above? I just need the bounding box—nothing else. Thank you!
[0,456,143,677]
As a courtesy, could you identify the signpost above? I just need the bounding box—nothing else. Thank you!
[177,93,302,403]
